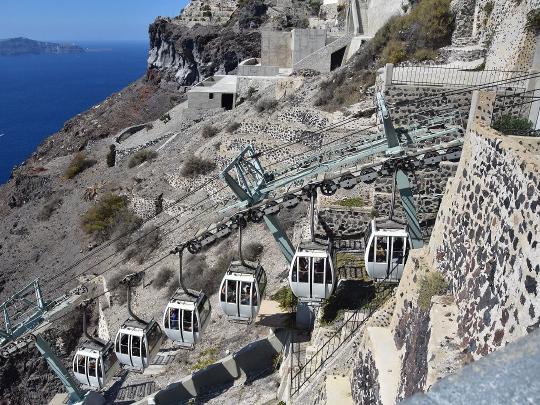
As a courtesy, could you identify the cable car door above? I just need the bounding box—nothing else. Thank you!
[130,334,145,369]
[238,281,254,320]
[223,279,239,318]
[86,356,100,387]
[311,256,326,299]
[182,309,196,344]
[297,256,310,298]
[73,354,89,386]
[389,236,406,280]
[116,333,131,367]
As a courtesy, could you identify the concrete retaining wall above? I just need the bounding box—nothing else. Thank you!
[143,329,290,405]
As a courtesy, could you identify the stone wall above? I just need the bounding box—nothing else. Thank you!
[427,124,540,359]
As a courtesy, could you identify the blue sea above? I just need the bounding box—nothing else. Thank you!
[0,41,149,184]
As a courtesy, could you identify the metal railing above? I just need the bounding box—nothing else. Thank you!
[390,65,529,90]
[289,282,395,398]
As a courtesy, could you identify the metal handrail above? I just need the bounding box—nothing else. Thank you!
[290,283,395,397]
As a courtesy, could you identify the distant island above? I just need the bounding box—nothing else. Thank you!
[0,37,84,56]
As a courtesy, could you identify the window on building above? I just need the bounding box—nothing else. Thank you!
[209,93,214,99]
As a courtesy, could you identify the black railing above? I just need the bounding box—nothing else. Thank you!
[289,283,395,398]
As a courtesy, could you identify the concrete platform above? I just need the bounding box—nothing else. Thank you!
[367,326,400,405]
[255,299,293,328]
[326,375,354,405]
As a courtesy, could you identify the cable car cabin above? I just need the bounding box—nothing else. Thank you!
[288,241,335,302]
[163,290,211,349]
[114,319,162,371]
[219,261,267,323]
[72,340,119,389]
[364,219,410,282]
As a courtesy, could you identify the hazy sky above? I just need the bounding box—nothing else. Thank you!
[1,0,190,42]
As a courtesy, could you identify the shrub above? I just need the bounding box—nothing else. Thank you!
[272,286,297,311]
[483,1,494,17]
[38,197,63,221]
[526,10,540,33]
[492,115,533,135]
[412,48,438,61]
[246,86,258,99]
[81,194,142,242]
[128,149,158,168]
[336,197,365,208]
[314,69,375,111]
[107,270,129,305]
[309,0,322,15]
[243,242,264,261]
[202,124,219,139]
[418,272,449,311]
[153,267,174,290]
[65,153,97,179]
[123,225,162,264]
[381,40,407,65]
[106,145,116,167]
[225,121,241,133]
[255,98,278,113]
[192,347,218,371]
[181,156,217,177]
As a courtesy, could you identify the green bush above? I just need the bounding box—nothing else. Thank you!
[413,48,438,61]
[492,115,534,135]
[381,40,407,65]
[418,272,449,311]
[255,98,278,113]
[202,124,219,139]
[336,197,365,208]
[128,149,158,168]
[225,121,241,133]
[81,194,142,241]
[65,153,97,179]
[272,286,297,311]
[181,156,217,177]
[192,348,218,371]
[484,1,494,17]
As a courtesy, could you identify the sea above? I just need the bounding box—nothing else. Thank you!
[0,41,149,184]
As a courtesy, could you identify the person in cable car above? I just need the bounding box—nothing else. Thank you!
[170,308,179,330]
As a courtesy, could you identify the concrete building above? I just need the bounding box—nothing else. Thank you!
[187,75,238,111]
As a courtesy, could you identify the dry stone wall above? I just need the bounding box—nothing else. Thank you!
[427,124,540,359]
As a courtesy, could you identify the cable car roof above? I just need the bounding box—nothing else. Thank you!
[75,346,102,358]
[169,289,205,305]
[297,240,331,253]
[119,319,155,334]
[227,260,261,276]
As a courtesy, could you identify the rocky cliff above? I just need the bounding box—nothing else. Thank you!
[0,37,84,56]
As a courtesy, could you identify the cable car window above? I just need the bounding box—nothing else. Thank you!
[325,259,333,284]
[299,257,309,282]
[368,239,375,261]
[169,308,180,330]
[252,282,258,306]
[97,359,103,378]
[291,259,298,282]
[76,355,86,374]
[88,358,97,377]
[120,334,129,355]
[220,282,226,302]
[313,258,324,284]
[200,296,210,324]
[227,280,237,303]
[193,312,199,332]
[392,237,405,264]
[240,282,251,305]
[141,339,146,358]
[183,310,193,332]
[132,336,141,357]
[147,323,160,351]
[405,238,410,263]
[376,237,388,263]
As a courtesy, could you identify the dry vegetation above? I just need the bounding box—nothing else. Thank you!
[65,153,97,179]
[128,149,158,168]
[181,155,217,177]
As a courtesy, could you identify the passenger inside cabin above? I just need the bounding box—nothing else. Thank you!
[240,283,250,305]
[170,308,179,330]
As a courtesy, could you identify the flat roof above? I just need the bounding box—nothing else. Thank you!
[189,75,238,94]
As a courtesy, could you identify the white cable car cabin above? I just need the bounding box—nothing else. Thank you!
[163,290,211,349]
[114,319,162,370]
[72,340,118,389]
[364,219,410,282]
[288,240,335,301]
[219,261,267,323]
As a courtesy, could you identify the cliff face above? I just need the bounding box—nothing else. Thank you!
[147,19,262,85]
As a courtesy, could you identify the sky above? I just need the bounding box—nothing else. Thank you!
[0,0,190,42]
